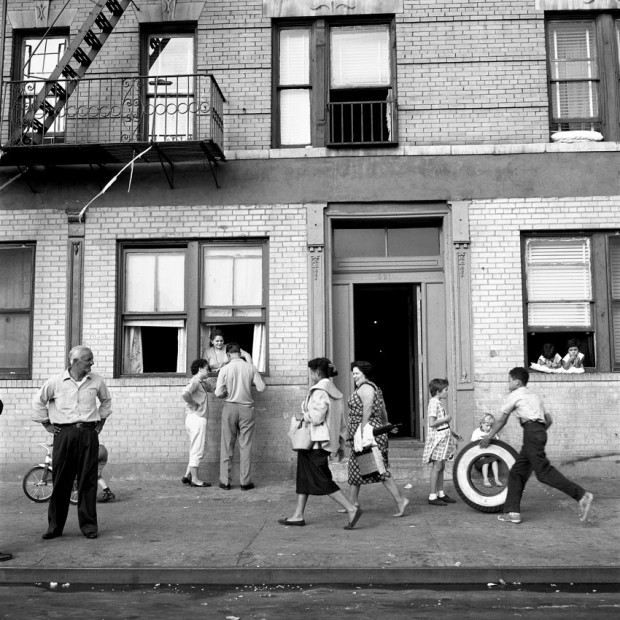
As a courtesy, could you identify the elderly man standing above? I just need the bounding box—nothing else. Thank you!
[33,345,112,540]
[215,342,265,490]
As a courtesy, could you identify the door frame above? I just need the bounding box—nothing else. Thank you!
[324,202,453,441]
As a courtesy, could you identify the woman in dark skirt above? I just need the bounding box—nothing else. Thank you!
[278,358,363,530]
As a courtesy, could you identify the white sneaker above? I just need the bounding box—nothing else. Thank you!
[497,512,521,524]
[578,492,593,522]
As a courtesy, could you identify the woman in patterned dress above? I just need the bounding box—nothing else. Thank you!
[345,361,409,518]
[422,378,458,505]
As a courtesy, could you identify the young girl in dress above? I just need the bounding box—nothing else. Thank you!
[422,378,458,505]
[470,414,504,488]
[537,343,561,369]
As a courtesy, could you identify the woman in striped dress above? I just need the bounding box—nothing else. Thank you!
[422,378,457,505]
[345,361,409,518]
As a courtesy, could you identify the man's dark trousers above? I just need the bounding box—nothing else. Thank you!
[504,421,585,513]
[48,425,99,536]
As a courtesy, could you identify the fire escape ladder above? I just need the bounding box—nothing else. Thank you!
[11,0,132,146]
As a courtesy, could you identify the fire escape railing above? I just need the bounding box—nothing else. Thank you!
[1,73,225,149]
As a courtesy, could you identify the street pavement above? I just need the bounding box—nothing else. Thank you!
[1,468,618,587]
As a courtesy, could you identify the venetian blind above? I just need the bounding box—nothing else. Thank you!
[330,25,390,88]
[279,29,311,145]
[548,20,598,120]
[526,237,592,326]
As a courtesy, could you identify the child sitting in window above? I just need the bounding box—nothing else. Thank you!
[562,338,585,372]
[537,343,562,370]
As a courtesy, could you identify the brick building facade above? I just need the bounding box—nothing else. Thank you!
[1,0,619,480]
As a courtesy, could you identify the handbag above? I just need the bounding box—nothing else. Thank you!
[309,421,330,442]
[288,417,313,451]
[354,445,387,478]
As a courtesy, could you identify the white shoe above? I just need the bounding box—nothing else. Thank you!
[578,492,593,522]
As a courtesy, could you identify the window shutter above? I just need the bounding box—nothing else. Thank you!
[330,25,390,88]
[548,20,598,120]
[610,239,620,366]
[526,238,592,327]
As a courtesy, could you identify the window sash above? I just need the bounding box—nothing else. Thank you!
[0,245,34,374]
[202,246,263,310]
[525,237,593,328]
[124,251,185,313]
[330,25,390,88]
[610,238,620,367]
[547,20,600,123]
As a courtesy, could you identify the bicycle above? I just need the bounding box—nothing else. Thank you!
[22,443,78,505]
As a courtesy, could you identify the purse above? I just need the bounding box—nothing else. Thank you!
[309,421,330,442]
[288,417,313,451]
[354,445,387,477]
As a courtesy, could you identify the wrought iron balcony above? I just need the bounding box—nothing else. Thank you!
[0,73,225,168]
[327,97,397,147]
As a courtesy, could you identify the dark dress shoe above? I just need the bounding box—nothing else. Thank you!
[438,494,456,503]
[428,498,447,506]
[84,532,98,539]
[181,473,192,485]
[0,552,13,561]
[218,482,231,490]
[240,483,255,491]
[42,531,62,540]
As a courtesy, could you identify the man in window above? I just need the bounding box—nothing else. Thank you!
[32,345,112,540]
[215,342,266,490]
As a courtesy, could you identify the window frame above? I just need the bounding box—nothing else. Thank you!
[0,242,36,379]
[272,16,398,148]
[116,239,269,377]
[545,12,620,141]
[11,29,70,144]
[522,231,619,373]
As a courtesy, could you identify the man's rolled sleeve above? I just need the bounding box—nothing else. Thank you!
[32,380,54,424]
[97,382,112,419]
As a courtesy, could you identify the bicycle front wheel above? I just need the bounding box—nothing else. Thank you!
[23,466,53,503]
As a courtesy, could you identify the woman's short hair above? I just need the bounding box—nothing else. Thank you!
[190,358,209,375]
[308,357,338,378]
[428,378,449,396]
[210,328,225,341]
[350,360,374,379]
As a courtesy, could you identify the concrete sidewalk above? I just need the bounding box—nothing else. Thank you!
[0,473,618,585]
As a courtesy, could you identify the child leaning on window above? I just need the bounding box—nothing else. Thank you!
[537,343,562,370]
[562,338,585,371]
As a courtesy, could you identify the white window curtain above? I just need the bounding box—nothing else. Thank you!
[252,323,267,372]
[526,237,592,327]
[330,25,390,88]
[548,21,598,121]
[122,319,186,373]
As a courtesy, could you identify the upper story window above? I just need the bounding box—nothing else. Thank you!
[12,32,68,143]
[523,233,620,372]
[119,241,267,376]
[546,15,620,140]
[0,243,35,378]
[140,28,196,141]
[274,19,397,148]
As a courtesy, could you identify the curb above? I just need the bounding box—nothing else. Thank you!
[1,566,619,585]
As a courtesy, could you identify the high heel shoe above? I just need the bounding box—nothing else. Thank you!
[338,502,360,514]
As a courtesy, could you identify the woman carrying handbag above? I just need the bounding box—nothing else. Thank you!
[278,358,363,530]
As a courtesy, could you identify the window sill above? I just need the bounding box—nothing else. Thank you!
[528,371,620,382]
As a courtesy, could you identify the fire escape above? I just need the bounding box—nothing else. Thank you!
[0,0,225,188]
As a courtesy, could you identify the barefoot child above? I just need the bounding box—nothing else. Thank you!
[471,415,503,488]
[422,378,458,505]
[480,367,594,524]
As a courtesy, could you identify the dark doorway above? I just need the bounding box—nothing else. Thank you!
[353,284,418,438]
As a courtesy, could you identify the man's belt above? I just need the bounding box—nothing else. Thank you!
[56,421,98,429]
[520,419,544,427]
